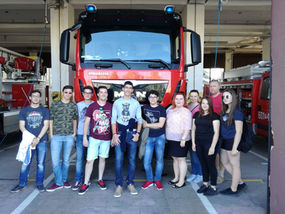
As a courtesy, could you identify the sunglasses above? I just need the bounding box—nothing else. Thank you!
[99,107,104,114]
[222,95,231,99]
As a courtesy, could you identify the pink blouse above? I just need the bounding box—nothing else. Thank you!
[166,107,192,141]
[188,103,200,116]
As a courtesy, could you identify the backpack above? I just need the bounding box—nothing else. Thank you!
[238,119,254,153]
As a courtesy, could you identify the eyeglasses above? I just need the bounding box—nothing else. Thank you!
[64,91,73,94]
[31,95,40,98]
[148,96,158,99]
[222,95,231,99]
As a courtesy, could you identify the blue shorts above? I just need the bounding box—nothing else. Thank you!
[87,137,111,161]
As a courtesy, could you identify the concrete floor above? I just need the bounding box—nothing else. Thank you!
[0,135,268,214]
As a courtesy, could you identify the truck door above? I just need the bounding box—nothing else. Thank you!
[256,73,270,137]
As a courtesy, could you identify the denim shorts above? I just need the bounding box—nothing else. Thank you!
[87,137,111,160]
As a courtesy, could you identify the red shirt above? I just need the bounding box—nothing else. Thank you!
[210,93,222,115]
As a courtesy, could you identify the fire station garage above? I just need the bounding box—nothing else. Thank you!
[0,0,284,213]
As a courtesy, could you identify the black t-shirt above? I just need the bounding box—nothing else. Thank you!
[142,105,166,137]
[193,112,220,137]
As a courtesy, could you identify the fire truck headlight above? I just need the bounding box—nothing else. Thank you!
[164,5,175,14]
[87,4,97,13]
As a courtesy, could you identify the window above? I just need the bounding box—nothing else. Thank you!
[260,77,270,100]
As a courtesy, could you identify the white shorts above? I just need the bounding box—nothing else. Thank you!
[87,137,111,161]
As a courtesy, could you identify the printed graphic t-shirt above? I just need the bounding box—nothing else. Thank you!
[85,102,112,140]
[18,105,50,142]
[77,101,94,135]
[142,105,166,137]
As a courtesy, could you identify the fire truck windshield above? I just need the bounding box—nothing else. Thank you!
[80,30,173,64]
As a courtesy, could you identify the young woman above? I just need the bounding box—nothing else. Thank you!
[186,90,203,183]
[166,93,192,188]
[192,97,220,196]
[220,89,246,195]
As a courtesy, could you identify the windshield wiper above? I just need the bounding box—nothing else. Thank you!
[131,59,170,70]
[94,58,131,69]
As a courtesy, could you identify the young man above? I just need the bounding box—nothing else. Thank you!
[11,90,49,193]
[78,86,112,195]
[111,81,142,197]
[209,80,225,184]
[47,85,78,192]
[141,90,166,190]
[72,86,94,190]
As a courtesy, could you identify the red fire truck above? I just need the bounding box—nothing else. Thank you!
[59,5,201,107]
[204,61,270,137]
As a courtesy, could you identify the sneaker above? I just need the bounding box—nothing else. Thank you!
[46,183,63,192]
[127,184,138,195]
[220,187,238,195]
[97,180,107,190]
[193,175,203,183]
[197,184,209,193]
[141,181,153,190]
[72,182,81,191]
[237,183,247,191]
[154,181,163,190]
[63,181,71,189]
[203,186,217,196]
[217,175,224,184]
[78,184,89,195]
[37,185,45,192]
[186,174,197,183]
[10,185,24,193]
[114,185,122,198]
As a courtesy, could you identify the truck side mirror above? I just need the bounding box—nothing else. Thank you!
[60,30,70,63]
[191,32,201,65]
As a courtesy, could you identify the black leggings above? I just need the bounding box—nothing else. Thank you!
[195,135,217,186]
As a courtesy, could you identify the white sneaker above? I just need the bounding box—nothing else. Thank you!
[186,174,197,183]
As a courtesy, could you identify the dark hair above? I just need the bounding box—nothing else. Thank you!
[189,89,199,96]
[30,89,41,97]
[97,86,108,93]
[171,92,187,108]
[146,90,159,98]
[221,89,238,126]
[83,86,93,93]
[123,81,133,88]
[198,96,214,118]
[62,85,73,91]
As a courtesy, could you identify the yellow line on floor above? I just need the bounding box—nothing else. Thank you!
[243,179,263,182]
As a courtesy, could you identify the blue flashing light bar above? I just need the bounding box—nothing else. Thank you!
[87,4,96,13]
[164,5,175,14]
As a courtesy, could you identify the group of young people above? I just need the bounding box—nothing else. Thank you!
[10,80,246,198]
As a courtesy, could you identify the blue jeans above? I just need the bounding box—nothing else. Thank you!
[74,135,87,183]
[19,141,47,187]
[190,142,202,176]
[144,134,165,181]
[115,130,137,186]
[51,135,74,186]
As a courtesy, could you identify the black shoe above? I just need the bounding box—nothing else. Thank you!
[237,183,247,191]
[220,187,238,195]
[78,184,89,195]
[11,185,24,193]
[203,186,217,196]
[172,183,186,188]
[197,184,209,193]
[168,180,178,185]
[37,185,45,192]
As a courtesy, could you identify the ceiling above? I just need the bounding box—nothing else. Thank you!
[0,0,271,55]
